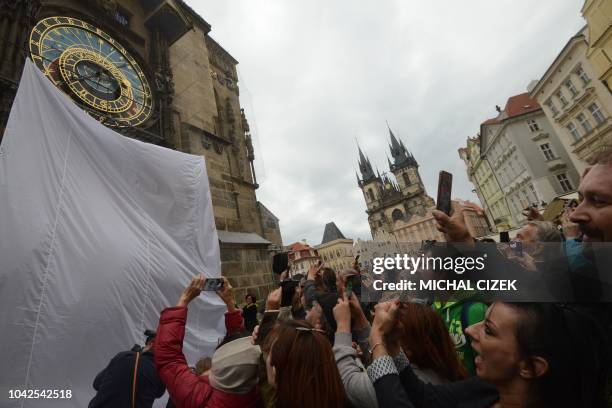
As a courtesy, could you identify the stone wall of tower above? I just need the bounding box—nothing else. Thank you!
[2,0,281,295]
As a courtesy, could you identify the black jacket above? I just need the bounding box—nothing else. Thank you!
[242,304,259,332]
[89,350,166,408]
[374,365,498,408]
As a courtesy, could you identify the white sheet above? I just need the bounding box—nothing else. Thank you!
[0,59,226,407]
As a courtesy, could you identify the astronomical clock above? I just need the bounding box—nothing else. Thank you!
[29,16,153,127]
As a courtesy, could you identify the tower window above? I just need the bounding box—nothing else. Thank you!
[367,188,375,201]
[392,209,404,221]
[402,173,410,186]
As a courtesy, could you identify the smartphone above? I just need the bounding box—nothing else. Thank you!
[346,280,353,298]
[202,278,224,291]
[272,252,289,275]
[500,231,510,243]
[280,279,299,307]
[509,240,523,257]
[436,171,453,215]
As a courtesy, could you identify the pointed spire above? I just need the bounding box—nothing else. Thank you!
[358,144,367,165]
[388,124,401,150]
[357,143,375,181]
[387,155,393,169]
[386,124,416,170]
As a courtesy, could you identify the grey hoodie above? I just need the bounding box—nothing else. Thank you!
[333,332,379,408]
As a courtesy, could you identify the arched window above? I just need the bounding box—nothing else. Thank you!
[392,209,404,221]
[367,188,375,201]
[402,173,410,186]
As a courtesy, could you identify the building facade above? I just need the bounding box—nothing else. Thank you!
[0,0,281,299]
[529,27,612,174]
[457,200,492,239]
[287,241,320,277]
[314,222,355,273]
[582,0,612,91]
[357,128,437,243]
[479,93,580,227]
[391,212,445,243]
[458,136,511,231]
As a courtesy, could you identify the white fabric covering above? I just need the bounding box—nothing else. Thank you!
[0,59,226,407]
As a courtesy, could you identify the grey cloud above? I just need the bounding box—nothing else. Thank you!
[191,0,584,244]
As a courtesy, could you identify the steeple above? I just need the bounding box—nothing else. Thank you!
[320,222,347,245]
[357,145,376,182]
[387,126,417,170]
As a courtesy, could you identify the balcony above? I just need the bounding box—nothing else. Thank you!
[530,132,549,142]
[546,158,567,172]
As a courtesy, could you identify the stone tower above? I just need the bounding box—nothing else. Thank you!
[0,0,282,301]
[357,128,434,239]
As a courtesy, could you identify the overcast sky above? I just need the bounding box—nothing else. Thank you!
[190,0,585,246]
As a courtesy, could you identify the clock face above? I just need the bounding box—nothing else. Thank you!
[29,16,153,127]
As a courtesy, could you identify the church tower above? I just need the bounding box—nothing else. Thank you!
[357,127,435,240]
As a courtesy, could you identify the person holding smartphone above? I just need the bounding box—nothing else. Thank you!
[154,275,263,408]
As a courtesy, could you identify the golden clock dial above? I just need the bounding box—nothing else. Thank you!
[29,16,153,127]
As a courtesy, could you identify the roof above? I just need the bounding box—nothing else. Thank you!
[257,202,279,221]
[174,0,212,32]
[481,92,541,127]
[320,222,347,245]
[217,231,270,245]
[462,200,486,215]
[287,242,311,252]
[482,117,500,125]
[504,93,540,118]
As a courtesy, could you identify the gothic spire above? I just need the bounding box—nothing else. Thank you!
[387,125,416,169]
[357,144,376,182]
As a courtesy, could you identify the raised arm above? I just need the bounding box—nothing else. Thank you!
[154,275,213,408]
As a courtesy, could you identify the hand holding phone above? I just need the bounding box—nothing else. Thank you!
[509,240,523,257]
[345,280,353,299]
[436,171,453,216]
[202,278,224,291]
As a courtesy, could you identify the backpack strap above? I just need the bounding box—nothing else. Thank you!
[131,351,141,408]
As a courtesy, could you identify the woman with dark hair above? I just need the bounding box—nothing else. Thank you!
[367,301,609,408]
[391,302,467,384]
[243,293,259,332]
[261,319,347,408]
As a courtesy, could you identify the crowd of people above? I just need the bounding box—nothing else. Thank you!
[89,147,612,407]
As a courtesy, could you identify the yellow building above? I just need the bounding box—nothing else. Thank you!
[582,0,612,91]
[459,136,512,231]
[314,223,355,272]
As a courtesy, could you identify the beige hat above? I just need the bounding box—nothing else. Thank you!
[209,337,262,394]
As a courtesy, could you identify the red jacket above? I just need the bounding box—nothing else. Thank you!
[155,306,262,408]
